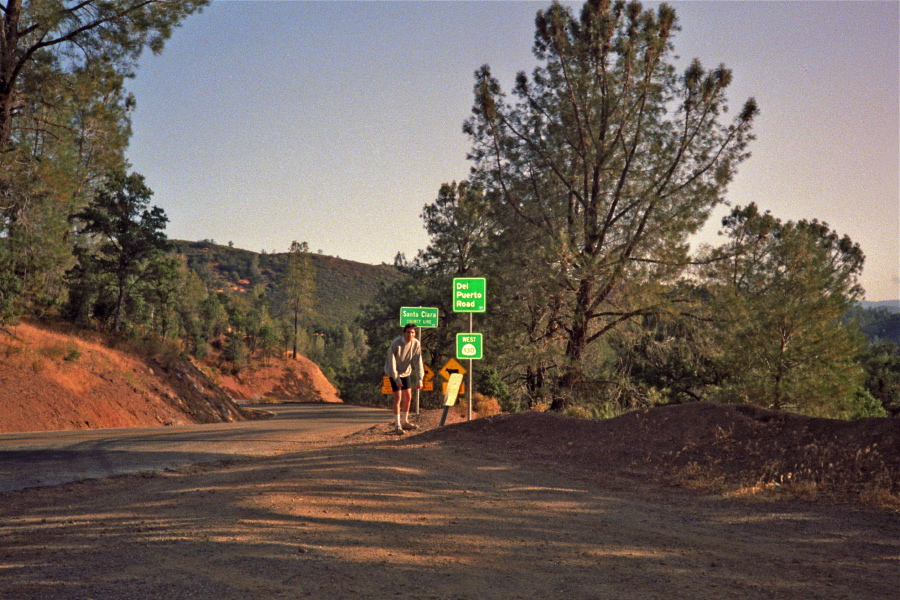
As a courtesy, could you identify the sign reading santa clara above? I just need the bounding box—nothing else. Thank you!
[452,278,486,313]
[399,306,439,328]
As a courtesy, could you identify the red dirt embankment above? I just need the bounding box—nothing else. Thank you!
[215,354,342,404]
[0,321,340,434]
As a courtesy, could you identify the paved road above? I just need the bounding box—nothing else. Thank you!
[0,403,389,493]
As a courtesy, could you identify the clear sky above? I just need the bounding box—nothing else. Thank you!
[126,0,899,301]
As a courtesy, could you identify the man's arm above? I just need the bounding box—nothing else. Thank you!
[384,340,398,381]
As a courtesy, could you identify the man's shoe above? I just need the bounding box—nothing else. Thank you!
[395,425,406,435]
[402,422,419,430]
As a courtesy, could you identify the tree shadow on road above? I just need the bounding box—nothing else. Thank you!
[0,432,897,600]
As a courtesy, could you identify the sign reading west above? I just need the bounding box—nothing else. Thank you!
[456,333,483,360]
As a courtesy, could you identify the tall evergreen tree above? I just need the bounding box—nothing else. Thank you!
[1,1,208,316]
[416,181,493,278]
[697,204,867,415]
[0,0,208,147]
[139,254,184,338]
[464,0,757,402]
[68,170,170,331]
[278,241,316,360]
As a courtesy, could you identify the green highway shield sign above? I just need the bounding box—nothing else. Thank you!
[400,307,439,328]
[452,278,486,313]
[456,333,483,360]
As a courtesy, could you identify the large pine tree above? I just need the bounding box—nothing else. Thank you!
[464,0,757,400]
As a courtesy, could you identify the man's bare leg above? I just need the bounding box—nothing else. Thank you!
[400,389,412,423]
[392,390,403,431]
[393,388,415,433]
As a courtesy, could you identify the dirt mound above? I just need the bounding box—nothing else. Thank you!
[0,322,250,434]
[215,355,342,403]
[411,402,900,508]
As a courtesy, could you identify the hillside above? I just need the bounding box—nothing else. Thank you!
[214,354,342,404]
[170,240,405,327]
[860,300,900,313]
[0,320,338,434]
[861,312,900,345]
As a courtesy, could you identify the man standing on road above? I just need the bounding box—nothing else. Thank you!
[384,323,423,435]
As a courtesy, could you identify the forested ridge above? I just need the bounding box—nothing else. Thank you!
[1,0,897,423]
[169,240,403,330]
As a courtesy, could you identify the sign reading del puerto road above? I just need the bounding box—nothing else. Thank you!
[400,307,439,328]
[452,278,486,313]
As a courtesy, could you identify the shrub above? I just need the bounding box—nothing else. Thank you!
[37,343,68,361]
[64,338,81,361]
[475,367,512,409]
[453,393,502,418]
[473,393,502,417]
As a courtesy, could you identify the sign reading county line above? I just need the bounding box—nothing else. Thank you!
[456,332,483,360]
[452,278,486,313]
[399,307,439,328]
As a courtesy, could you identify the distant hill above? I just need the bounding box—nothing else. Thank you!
[860,300,900,313]
[851,300,900,345]
[170,240,404,328]
[860,313,900,346]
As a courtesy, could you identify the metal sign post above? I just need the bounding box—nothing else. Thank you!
[439,373,465,426]
[414,364,435,414]
[452,278,486,421]
[469,313,473,421]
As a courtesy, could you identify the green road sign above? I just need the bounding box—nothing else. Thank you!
[452,277,486,313]
[456,332,483,360]
[400,307,439,328]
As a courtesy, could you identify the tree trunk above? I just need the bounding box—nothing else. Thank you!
[292,307,298,360]
[0,0,22,149]
[525,363,545,394]
[558,278,593,389]
[0,91,12,149]
[113,281,126,332]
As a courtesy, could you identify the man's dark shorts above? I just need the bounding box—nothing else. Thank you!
[389,376,411,392]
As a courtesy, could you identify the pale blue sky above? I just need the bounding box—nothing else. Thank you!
[127,0,899,301]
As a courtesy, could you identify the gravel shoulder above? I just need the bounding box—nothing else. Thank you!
[1,409,897,600]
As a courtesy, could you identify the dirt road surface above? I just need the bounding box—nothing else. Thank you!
[0,404,387,493]
[1,409,897,600]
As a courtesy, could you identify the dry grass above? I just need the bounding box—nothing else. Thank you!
[670,437,900,510]
[453,393,502,419]
[1,342,24,359]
